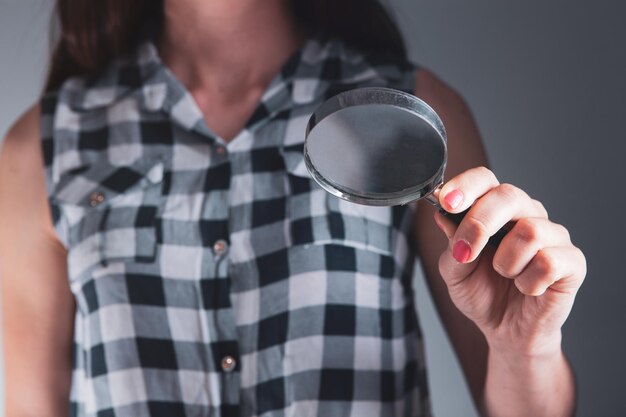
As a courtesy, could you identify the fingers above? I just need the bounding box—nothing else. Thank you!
[438,166,499,213]
[433,210,455,240]
[434,211,480,287]
[449,182,548,263]
[492,218,571,278]
[432,166,586,297]
[438,167,549,264]
[513,246,587,296]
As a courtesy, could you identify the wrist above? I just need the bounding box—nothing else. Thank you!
[484,344,575,417]
[486,330,563,361]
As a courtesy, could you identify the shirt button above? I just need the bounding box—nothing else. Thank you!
[215,145,227,156]
[221,355,236,373]
[89,192,105,207]
[213,239,228,255]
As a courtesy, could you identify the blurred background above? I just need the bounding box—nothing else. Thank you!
[1,0,625,416]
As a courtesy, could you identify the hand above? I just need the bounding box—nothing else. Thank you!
[433,167,587,357]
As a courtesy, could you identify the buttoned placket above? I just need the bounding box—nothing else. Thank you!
[195,143,241,400]
[151,67,244,399]
[131,40,331,407]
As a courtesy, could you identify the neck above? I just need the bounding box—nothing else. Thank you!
[159,0,303,94]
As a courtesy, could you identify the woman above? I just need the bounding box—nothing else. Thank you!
[0,0,586,416]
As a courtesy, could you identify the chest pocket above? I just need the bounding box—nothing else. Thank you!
[51,158,165,279]
[281,148,397,257]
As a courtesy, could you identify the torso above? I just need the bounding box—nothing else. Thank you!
[41,37,432,417]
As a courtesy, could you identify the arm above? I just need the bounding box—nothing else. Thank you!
[413,70,583,417]
[0,106,75,417]
[413,69,490,406]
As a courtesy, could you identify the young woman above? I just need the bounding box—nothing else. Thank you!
[0,0,586,416]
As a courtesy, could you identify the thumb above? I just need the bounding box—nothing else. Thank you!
[434,211,480,286]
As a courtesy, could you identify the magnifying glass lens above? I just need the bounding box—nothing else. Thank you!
[304,87,509,247]
[306,104,445,196]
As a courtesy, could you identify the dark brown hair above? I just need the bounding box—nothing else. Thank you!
[45,0,406,92]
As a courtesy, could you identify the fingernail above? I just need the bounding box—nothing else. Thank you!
[444,189,463,210]
[453,240,471,263]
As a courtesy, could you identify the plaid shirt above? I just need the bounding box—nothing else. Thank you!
[41,37,430,417]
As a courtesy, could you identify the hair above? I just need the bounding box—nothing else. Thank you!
[44,0,407,92]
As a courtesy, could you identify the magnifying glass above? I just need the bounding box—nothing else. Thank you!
[304,87,507,248]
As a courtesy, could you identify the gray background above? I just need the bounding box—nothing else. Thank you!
[1,0,624,416]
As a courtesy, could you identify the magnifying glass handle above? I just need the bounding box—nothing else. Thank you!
[439,208,508,248]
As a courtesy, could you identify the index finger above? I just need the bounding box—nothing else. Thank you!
[438,166,499,213]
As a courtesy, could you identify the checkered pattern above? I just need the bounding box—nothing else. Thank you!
[41,38,431,417]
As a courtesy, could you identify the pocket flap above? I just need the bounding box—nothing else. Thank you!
[51,158,164,207]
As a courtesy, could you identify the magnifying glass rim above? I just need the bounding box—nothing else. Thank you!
[304,87,448,206]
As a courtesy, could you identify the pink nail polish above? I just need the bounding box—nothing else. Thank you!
[453,240,471,263]
[444,189,463,210]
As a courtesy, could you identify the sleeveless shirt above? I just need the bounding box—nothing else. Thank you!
[40,37,431,417]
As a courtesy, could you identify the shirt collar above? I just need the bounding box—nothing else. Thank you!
[63,37,409,140]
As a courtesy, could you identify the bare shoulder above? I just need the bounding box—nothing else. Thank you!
[1,104,42,170]
[0,103,59,242]
[415,68,467,111]
[414,68,488,175]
